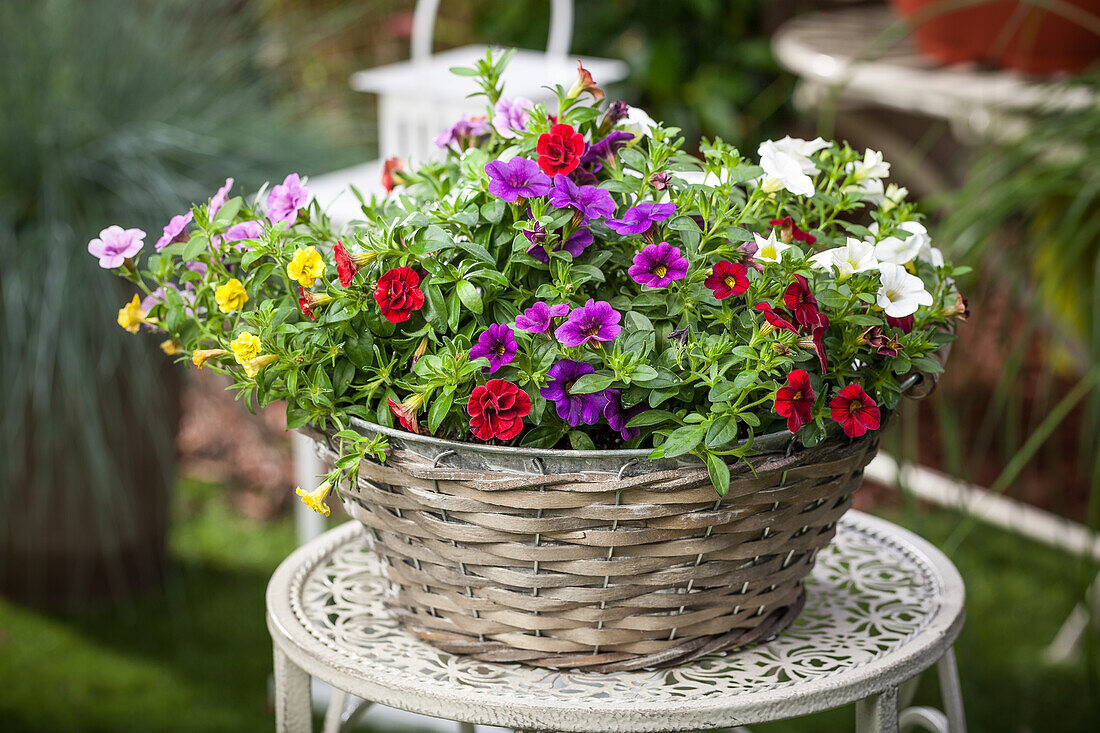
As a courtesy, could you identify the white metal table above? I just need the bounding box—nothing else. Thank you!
[267,511,966,733]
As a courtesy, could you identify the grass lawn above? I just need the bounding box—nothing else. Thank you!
[1,479,1097,731]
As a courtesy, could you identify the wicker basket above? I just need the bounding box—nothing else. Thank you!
[304,413,895,673]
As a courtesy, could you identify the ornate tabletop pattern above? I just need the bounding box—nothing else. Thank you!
[285,512,952,708]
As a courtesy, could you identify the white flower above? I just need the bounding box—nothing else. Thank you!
[850,176,885,206]
[882,183,908,213]
[619,106,658,138]
[847,148,891,182]
[753,230,791,263]
[876,263,933,318]
[810,237,879,280]
[757,136,830,197]
[872,220,929,266]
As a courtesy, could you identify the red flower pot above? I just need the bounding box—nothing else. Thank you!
[889,0,1100,74]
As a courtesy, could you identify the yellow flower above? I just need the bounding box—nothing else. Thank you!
[230,332,262,365]
[159,338,182,355]
[287,246,325,288]
[243,353,278,378]
[116,295,147,334]
[192,348,229,368]
[295,480,333,517]
[214,278,248,313]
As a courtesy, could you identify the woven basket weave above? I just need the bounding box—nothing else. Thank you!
[305,422,884,672]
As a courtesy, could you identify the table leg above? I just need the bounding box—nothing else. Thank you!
[321,688,348,733]
[856,687,899,733]
[458,723,476,733]
[937,647,966,733]
[274,647,313,732]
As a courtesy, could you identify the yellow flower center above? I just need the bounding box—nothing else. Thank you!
[653,264,668,278]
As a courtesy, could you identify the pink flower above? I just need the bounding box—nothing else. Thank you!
[223,220,264,250]
[209,178,234,222]
[555,299,621,348]
[267,173,310,224]
[155,211,193,251]
[492,97,534,138]
[88,226,145,268]
[515,302,569,334]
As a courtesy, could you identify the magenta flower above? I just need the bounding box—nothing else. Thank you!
[603,388,644,441]
[540,359,607,427]
[526,228,593,263]
[469,323,518,373]
[628,242,689,288]
[555,299,622,348]
[485,158,552,203]
[267,173,310,224]
[514,302,569,334]
[522,220,547,246]
[223,220,264,250]
[492,97,534,138]
[607,202,677,235]
[434,115,491,150]
[208,177,234,222]
[87,226,145,269]
[548,175,616,223]
[155,211,193,251]
[580,130,634,168]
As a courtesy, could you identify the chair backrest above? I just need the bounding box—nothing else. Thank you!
[410,0,574,62]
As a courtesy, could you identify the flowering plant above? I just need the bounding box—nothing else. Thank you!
[91,50,965,510]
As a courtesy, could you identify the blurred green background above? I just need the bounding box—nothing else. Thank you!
[1,0,1098,730]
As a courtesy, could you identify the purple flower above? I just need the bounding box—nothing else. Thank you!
[628,242,689,288]
[555,299,622,348]
[485,158,552,203]
[548,175,616,223]
[606,101,629,126]
[603,388,645,441]
[209,178,234,222]
[580,130,634,168]
[526,227,593,263]
[141,283,196,313]
[267,173,310,224]
[223,220,264,250]
[469,323,518,373]
[184,260,208,277]
[514,302,569,334]
[492,97,534,138]
[434,115,491,149]
[87,226,145,268]
[607,202,677,235]
[155,211,193,251]
[540,359,607,427]
[522,220,547,245]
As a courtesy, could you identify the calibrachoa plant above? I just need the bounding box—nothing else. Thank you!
[92,50,966,513]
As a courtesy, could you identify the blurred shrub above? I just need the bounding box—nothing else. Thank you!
[0,0,346,604]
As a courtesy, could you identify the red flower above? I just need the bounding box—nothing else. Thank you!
[830,384,881,438]
[769,216,816,245]
[886,314,914,334]
[387,398,420,434]
[798,325,829,373]
[704,260,749,300]
[536,123,585,176]
[755,302,798,335]
[774,369,815,434]
[783,275,826,329]
[374,267,425,323]
[568,60,604,101]
[297,286,316,321]
[467,379,532,441]
[334,241,357,287]
[382,157,405,192]
[862,327,902,357]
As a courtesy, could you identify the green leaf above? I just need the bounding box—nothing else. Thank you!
[455,280,483,314]
[570,373,615,394]
[480,199,505,224]
[706,452,731,496]
[626,409,679,428]
[213,196,242,225]
[569,430,597,450]
[344,333,374,368]
[427,392,453,433]
[333,359,355,397]
[456,239,495,265]
[705,415,739,447]
[422,284,448,333]
[910,356,945,374]
[661,424,707,458]
[708,381,738,403]
[181,234,210,261]
[286,405,310,430]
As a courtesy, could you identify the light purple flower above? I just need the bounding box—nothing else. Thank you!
[184,260,208,277]
[540,359,607,427]
[607,202,677,235]
[485,158,551,203]
[628,242,689,288]
[526,228,593,263]
[603,388,645,441]
[209,178,234,222]
[141,283,196,313]
[87,226,145,269]
[555,299,622,348]
[548,175,616,223]
[267,173,310,224]
[492,97,534,138]
[434,115,491,149]
[514,302,569,334]
[155,211,193,251]
[469,323,518,373]
[223,220,264,250]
